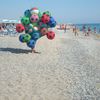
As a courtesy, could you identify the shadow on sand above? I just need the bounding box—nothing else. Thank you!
[0,47,32,54]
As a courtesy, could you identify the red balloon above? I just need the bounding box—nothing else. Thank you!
[47,31,55,40]
[41,14,50,24]
[40,28,48,36]
[16,24,25,33]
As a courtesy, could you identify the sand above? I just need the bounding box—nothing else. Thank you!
[0,29,100,100]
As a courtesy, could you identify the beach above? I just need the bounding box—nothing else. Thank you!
[0,29,100,100]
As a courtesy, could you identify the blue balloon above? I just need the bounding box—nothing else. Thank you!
[49,17,55,23]
[48,17,56,28]
[31,32,41,41]
[29,29,38,36]
[27,39,36,49]
[19,34,24,43]
[48,21,56,28]
[24,9,31,17]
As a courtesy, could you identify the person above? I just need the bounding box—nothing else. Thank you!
[73,25,76,33]
[64,24,67,33]
[32,48,40,54]
[86,27,91,36]
[94,27,97,33]
[74,26,78,36]
[82,25,86,34]
[60,24,62,30]
[0,26,1,31]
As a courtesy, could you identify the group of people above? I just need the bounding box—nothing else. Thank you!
[63,24,99,37]
[0,23,16,31]
[0,23,17,36]
[64,25,79,36]
[82,25,98,36]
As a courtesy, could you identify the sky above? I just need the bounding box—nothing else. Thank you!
[0,0,100,24]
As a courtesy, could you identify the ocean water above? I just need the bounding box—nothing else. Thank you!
[76,23,100,34]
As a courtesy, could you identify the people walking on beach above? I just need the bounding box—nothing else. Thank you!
[64,24,67,33]
[82,25,86,34]
[94,27,97,33]
[87,27,91,36]
[73,27,75,33]
[74,26,78,36]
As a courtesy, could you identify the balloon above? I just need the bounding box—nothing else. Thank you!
[25,24,34,33]
[49,17,56,24]
[18,7,56,49]
[21,17,30,26]
[40,28,48,36]
[48,21,56,28]
[32,22,38,27]
[23,34,31,43]
[27,39,36,49]
[43,11,51,16]
[24,9,31,17]
[16,24,25,33]
[29,27,39,36]
[30,7,39,15]
[31,32,41,41]
[39,22,48,29]
[30,14,39,23]
[19,34,25,43]
[47,31,55,40]
[48,17,56,28]
[38,12,42,18]
[41,14,50,24]
[19,34,31,43]
[33,27,39,31]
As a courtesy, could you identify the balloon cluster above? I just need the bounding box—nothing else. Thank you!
[16,7,56,49]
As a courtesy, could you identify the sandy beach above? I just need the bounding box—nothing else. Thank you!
[0,29,100,100]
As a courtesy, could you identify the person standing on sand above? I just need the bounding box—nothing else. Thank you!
[82,25,86,34]
[64,24,67,33]
[86,27,91,36]
[74,26,78,36]
[73,27,75,33]
[94,27,97,33]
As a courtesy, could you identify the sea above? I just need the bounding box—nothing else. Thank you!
[75,23,100,34]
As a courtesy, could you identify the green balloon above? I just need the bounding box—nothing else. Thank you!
[38,12,42,18]
[40,24,48,29]
[21,16,30,26]
[32,23,38,27]
[23,34,31,43]
[43,11,51,16]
